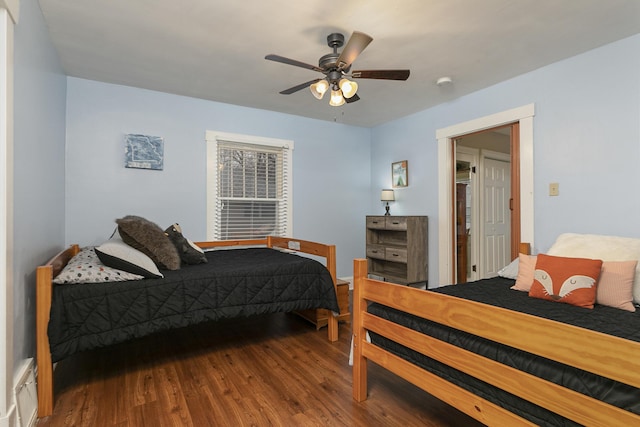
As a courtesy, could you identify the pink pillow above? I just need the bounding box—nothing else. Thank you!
[597,260,637,312]
[510,254,537,291]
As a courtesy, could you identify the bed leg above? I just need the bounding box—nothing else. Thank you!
[325,244,339,342]
[352,259,368,401]
[327,313,338,342]
[36,266,54,417]
[352,332,368,401]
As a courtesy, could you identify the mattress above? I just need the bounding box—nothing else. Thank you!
[48,248,339,362]
[368,277,640,426]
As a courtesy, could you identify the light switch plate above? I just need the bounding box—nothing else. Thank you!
[549,182,559,196]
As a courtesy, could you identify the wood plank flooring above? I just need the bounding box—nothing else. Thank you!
[36,308,484,426]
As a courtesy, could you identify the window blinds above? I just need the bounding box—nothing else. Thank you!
[214,140,290,240]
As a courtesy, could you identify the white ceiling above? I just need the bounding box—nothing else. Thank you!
[38,0,640,127]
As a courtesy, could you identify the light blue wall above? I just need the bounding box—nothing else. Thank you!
[13,0,66,362]
[371,34,640,286]
[13,4,640,366]
[64,78,371,277]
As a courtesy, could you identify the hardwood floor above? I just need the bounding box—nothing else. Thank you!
[36,309,483,426]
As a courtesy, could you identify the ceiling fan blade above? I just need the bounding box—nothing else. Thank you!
[351,69,410,80]
[265,54,324,72]
[336,31,373,70]
[345,93,360,104]
[279,79,322,95]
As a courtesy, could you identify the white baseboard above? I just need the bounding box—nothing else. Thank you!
[0,406,16,427]
[13,359,36,427]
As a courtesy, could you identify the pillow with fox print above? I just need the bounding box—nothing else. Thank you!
[528,254,602,309]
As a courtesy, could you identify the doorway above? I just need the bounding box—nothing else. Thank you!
[455,129,512,283]
[436,103,535,286]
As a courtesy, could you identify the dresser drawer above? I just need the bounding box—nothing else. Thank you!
[385,217,407,231]
[366,244,386,260]
[366,216,387,230]
[385,247,408,263]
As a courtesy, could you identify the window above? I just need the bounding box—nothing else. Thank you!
[206,131,293,240]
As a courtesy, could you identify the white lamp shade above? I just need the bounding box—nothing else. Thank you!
[329,89,345,106]
[381,189,395,201]
[339,78,358,98]
[310,80,329,99]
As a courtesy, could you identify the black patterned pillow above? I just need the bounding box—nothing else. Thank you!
[164,223,208,265]
[53,246,145,284]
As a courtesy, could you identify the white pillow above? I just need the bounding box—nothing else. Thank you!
[95,237,163,279]
[547,233,640,304]
[497,258,519,280]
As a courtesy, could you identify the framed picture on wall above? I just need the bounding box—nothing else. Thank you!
[392,160,408,188]
[125,134,164,170]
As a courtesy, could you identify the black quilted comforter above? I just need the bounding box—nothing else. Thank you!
[368,277,640,427]
[48,248,339,362]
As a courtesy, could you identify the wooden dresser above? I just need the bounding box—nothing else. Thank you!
[366,215,428,285]
[294,279,350,329]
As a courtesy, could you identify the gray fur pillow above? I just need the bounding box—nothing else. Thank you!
[116,215,181,270]
[164,223,208,265]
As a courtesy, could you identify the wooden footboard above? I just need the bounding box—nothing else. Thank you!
[352,258,640,426]
[36,237,338,417]
[36,244,80,418]
[196,236,339,342]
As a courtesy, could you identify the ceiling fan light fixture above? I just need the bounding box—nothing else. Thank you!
[329,89,345,106]
[310,79,329,99]
[339,78,358,98]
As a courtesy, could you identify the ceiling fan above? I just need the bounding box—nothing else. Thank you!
[265,31,410,106]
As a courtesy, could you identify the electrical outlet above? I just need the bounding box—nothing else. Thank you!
[288,240,300,250]
[549,182,559,196]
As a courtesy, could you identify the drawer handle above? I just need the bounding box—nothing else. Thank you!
[392,253,399,257]
[392,221,400,225]
[371,250,379,254]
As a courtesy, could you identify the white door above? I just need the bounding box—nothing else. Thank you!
[481,156,511,278]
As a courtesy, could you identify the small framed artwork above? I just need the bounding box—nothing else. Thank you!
[392,160,408,188]
[125,134,164,170]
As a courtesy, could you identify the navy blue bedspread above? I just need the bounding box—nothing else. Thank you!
[368,277,640,427]
[49,248,338,362]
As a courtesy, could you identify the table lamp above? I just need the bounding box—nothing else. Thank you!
[381,189,395,216]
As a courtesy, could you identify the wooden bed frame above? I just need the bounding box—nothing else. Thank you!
[352,245,640,426]
[36,236,338,418]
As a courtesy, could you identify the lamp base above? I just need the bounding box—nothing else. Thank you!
[384,203,390,216]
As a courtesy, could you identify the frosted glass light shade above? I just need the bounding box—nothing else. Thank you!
[329,89,345,106]
[339,78,358,98]
[310,80,329,99]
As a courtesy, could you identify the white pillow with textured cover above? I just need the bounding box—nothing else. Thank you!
[547,233,640,305]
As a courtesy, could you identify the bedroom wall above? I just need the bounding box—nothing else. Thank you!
[64,78,371,278]
[13,0,66,382]
[371,34,640,286]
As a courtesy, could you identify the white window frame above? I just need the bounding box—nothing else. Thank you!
[205,131,294,241]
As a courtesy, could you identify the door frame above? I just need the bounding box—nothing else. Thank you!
[436,104,535,286]
[0,2,17,424]
[454,147,478,282]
